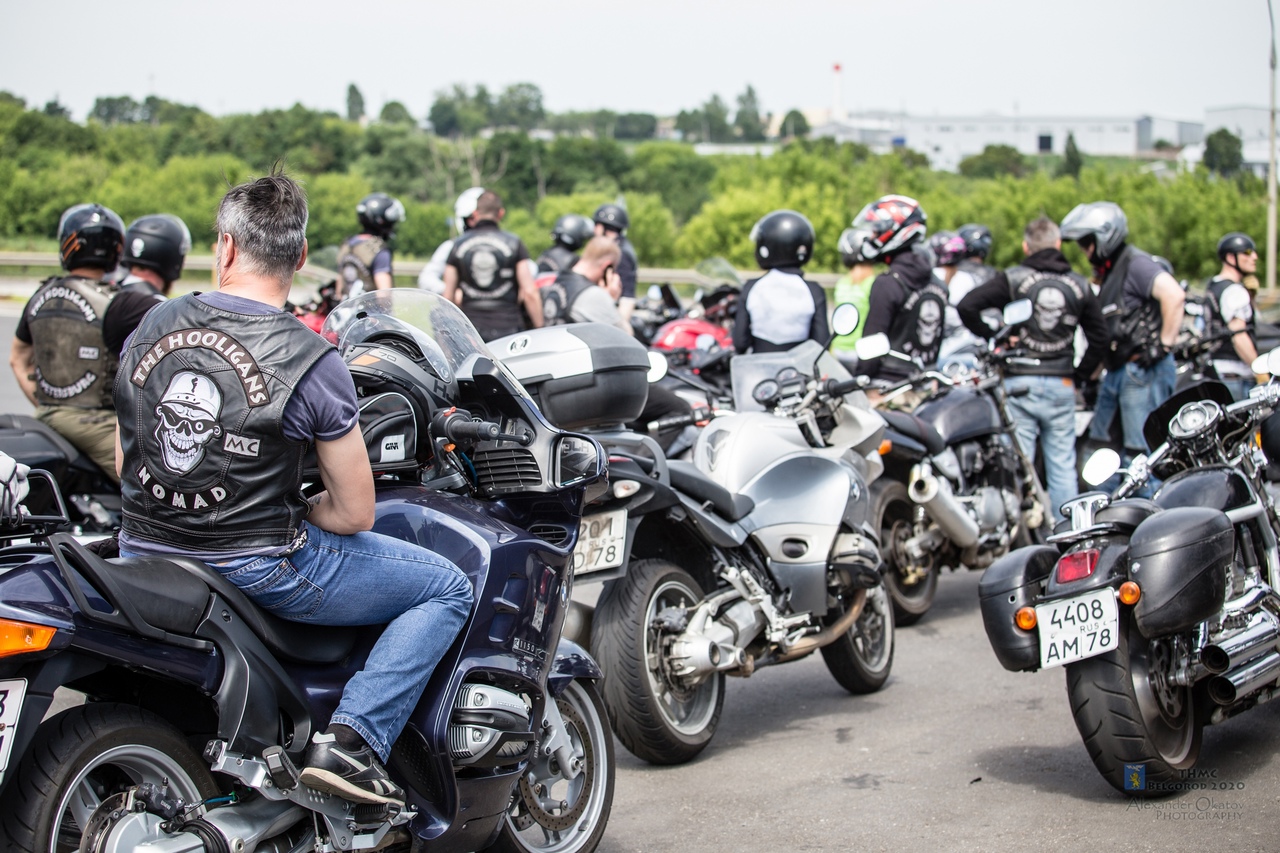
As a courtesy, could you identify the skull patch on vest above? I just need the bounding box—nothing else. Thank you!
[1033,286,1067,333]
[917,299,942,348]
[155,371,224,474]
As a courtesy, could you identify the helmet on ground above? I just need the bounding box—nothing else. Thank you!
[356,193,406,237]
[1060,202,1128,264]
[957,223,993,260]
[58,203,125,272]
[851,195,927,262]
[837,227,876,268]
[1217,232,1257,261]
[552,214,595,251]
[593,203,630,233]
[928,230,967,267]
[750,210,815,269]
[124,214,192,283]
[454,187,485,233]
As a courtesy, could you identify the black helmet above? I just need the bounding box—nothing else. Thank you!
[593,203,629,233]
[957,223,993,259]
[124,214,192,283]
[552,214,595,251]
[356,192,406,237]
[1060,201,1128,265]
[750,209,815,269]
[1217,232,1257,261]
[837,227,875,267]
[851,195,928,262]
[58,203,125,272]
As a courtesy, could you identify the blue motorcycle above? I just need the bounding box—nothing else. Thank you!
[0,291,614,853]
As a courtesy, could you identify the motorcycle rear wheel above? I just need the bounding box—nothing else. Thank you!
[494,679,614,853]
[0,703,218,853]
[1065,613,1202,795]
[873,481,937,626]
[592,559,725,765]
[821,584,895,694]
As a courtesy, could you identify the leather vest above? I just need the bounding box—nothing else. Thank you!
[336,235,386,301]
[1098,246,1162,369]
[887,273,950,369]
[26,275,119,409]
[115,295,333,552]
[537,245,578,274]
[452,225,523,307]
[541,271,594,326]
[1204,275,1255,362]
[1006,265,1090,376]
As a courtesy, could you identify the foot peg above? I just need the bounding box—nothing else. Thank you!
[262,745,300,791]
[353,802,399,824]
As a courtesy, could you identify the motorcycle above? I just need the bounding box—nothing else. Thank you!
[853,300,1052,625]
[492,305,892,765]
[979,352,1280,795]
[0,413,120,534]
[0,290,615,853]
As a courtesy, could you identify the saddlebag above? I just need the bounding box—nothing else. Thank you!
[1129,507,1231,638]
[979,545,1059,672]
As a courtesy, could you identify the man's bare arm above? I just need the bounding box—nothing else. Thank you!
[517,261,544,328]
[1151,273,1185,348]
[307,426,376,535]
[443,266,463,307]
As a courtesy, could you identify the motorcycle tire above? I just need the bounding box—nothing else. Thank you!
[1065,613,1203,795]
[0,703,218,853]
[821,584,895,694]
[494,679,615,853]
[873,481,937,626]
[592,559,725,765]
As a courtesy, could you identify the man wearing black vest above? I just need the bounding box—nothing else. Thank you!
[1061,201,1184,469]
[541,236,630,332]
[113,171,472,807]
[443,190,543,340]
[958,215,1108,522]
[1204,232,1260,401]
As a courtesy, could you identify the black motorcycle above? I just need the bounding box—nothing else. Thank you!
[0,414,119,533]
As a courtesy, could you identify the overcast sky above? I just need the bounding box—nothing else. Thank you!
[3,0,1276,124]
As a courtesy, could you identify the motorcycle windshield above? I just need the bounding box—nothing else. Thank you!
[320,290,491,381]
[729,340,855,412]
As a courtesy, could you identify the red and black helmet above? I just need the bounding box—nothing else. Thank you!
[851,195,927,262]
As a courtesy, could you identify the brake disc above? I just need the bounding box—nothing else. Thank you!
[80,788,173,853]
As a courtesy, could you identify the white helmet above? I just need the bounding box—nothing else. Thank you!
[454,187,485,234]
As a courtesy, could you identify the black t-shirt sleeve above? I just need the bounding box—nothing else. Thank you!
[733,279,757,353]
[616,250,638,299]
[514,239,530,264]
[808,280,829,343]
[103,292,163,354]
[14,301,32,344]
[956,273,1010,338]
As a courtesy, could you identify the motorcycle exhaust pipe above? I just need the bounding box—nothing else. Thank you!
[909,463,980,549]
[1208,649,1280,705]
[1201,609,1280,674]
[775,589,867,663]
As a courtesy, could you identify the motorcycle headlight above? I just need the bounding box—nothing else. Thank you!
[556,435,602,487]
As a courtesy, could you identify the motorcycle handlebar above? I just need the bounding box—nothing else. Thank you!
[433,409,532,445]
[648,412,697,434]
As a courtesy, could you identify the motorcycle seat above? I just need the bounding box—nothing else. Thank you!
[1095,498,1161,532]
[880,410,947,456]
[667,460,754,521]
[108,555,363,665]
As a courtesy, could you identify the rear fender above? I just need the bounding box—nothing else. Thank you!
[547,638,601,696]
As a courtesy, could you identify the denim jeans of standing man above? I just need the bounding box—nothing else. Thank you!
[1004,374,1079,524]
[125,522,474,762]
[1087,353,1177,497]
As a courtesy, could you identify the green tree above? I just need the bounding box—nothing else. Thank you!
[43,99,71,120]
[959,144,1028,179]
[614,113,657,140]
[428,85,491,137]
[378,101,415,125]
[623,142,716,222]
[734,85,766,142]
[1203,127,1243,177]
[1058,132,1083,178]
[674,109,704,142]
[703,95,731,143]
[346,84,365,123]
[493,83,545,132]
[90,96,142,125]
[780,109,810,139]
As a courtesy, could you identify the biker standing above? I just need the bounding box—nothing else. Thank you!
[336,192,405,300]
[1204,231,1260,401]
[732,209,829,353]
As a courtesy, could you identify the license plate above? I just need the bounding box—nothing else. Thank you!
[1036,588,1120,668]
[571,510,627,575]
[0,678,28,786]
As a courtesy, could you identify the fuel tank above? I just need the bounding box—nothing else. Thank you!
[914,387,1002,445]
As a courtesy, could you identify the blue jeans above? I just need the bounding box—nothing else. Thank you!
[127,522,473,762]
[1004,375,1078,524]
[1088,354,1176,498]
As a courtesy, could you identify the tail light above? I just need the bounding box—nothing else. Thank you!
[1056,549,1099,584]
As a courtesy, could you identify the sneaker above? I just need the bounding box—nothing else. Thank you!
[298,731,405,806]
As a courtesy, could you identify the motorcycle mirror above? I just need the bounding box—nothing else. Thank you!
[1252,351,1272,376]
[831,303,861,338]
[855,333,891,361]
[1003,299,1032,326]
[1081,448,1121,487]
[646,351,669,383]
[1268,347,1280,378]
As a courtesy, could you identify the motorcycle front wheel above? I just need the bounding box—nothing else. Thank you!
[821,584,895,694]
[494,679,614,853]
[0,703,218,853]
[873,481,937,626]
[592,559,725,765]
[1065,613,1202,795]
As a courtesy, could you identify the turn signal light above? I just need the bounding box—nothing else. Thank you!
[878,439,893,456]
[1118,581,1142,606]
[0,619,56,658]
[1056,549,1100,584]
[1014,607,1038,631]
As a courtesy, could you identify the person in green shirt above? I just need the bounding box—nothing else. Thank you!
[830,225,878,370]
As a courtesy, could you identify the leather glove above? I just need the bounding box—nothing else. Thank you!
[0,451,30,520]
[1136,341,1169,369]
